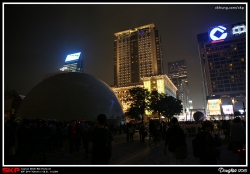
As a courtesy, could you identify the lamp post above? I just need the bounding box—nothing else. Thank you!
[237,100,246,115]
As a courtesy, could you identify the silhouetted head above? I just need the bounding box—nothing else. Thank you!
[97,114,107,126]
[233,117,241,123]
[171,117,178,125]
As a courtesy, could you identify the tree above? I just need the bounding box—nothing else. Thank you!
[158,95,183,122]
[149,90,163,119]
[127,87,150,121]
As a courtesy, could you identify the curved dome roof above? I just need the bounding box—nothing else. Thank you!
[17,73,124,121]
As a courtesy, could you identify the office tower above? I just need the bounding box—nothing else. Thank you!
[113,23,164,87]
[197,21,246,118]
[168,59,190,112]
[60,52,83,73]
[43,52,83,80]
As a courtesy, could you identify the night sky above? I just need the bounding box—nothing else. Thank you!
[3,3,246,109]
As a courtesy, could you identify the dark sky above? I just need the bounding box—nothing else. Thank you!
[3,3,246,109]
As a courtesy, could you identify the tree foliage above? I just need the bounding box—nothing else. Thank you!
[157,94,183,121]
[127,88,183,122]
[149,90,163,117]
[127,87,150,121]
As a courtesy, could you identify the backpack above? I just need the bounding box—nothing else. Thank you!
[92,128,112,158]
[192,132,207,158]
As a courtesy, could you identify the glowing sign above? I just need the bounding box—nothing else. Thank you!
[222,105,234,115]
[60,67,68,71]
[208,99,221,115]
[209,26,228,41]
[65,52,81,62]
[232,24,246,35]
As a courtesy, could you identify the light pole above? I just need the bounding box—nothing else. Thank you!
[237,100,246,115]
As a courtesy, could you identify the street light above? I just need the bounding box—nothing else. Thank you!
[237,100,246,115]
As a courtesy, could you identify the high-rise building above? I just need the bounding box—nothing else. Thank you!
[43,52,83,80]
[60,52,83,73]
[113,23,164,87]
[197,21,246,118]
[112,24,178,122]
[167,59,190,112]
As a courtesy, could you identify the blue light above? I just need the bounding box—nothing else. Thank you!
[209,26,227,41]
[140,30,145,34]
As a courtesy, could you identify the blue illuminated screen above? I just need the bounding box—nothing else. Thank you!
[65,52,81,62]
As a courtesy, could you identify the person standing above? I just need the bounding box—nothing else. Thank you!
[68,120,80,155]
[164,117,187,165]
[82,122,92,159]
[149,120,156,145]
[139,121,146,142]
[230,117,246,163]
[4,116,18,164]
[128,123,134,141]
[88,114,114,165]
[161,121,167,140]
[198,121,221,165]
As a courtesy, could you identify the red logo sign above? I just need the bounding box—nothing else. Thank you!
[2,168,21,173]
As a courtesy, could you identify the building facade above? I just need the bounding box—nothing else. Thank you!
[141,75,177,98]
[167,59,190,113]
[113,23,164,87]
[197,21,246,119]
[112,24,179,122]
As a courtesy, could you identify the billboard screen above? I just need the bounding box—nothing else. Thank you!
[207,99,221,115]
[65,52,81,62]
[222,105,234,115]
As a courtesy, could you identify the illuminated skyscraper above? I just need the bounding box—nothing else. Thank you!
[197,21,246,117]
[60,52,83,73]
[167,59,190,112]
[43,52,83,80]
[113,23,164,87]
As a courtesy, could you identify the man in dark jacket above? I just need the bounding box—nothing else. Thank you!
[88,114,114,165]
[164,117,187,164]
[198,121,221,164]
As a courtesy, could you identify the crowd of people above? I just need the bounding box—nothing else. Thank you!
[162,117,246,165]
[4,116,97,164]
[4,115,246,165]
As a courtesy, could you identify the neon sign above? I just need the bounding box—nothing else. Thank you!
[209,26,228,41]
[232,24,246,35]
[65,52,81,62]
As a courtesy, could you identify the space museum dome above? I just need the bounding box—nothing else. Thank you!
[16,73,124,121]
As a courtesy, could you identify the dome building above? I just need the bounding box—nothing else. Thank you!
[16,73,124,122]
